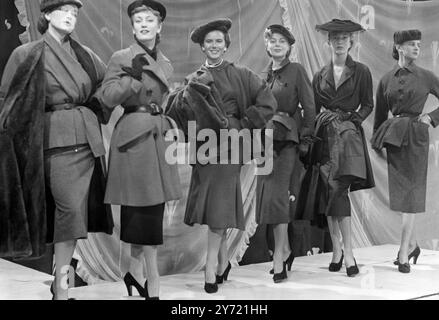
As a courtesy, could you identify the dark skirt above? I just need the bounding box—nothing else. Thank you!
[386,121,430,213]
[44,145,94,243]
[184,164,245,230]
[256,143,298,225]
[121,204,165,245]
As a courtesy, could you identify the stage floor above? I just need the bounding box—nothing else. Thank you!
[1,245,439,300]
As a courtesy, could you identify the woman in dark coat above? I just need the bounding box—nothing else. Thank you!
[100,0,181,299]
[181,19,276,293]
[0,0,109,299]
[256,25,315,283]
[311,19,374,277]
[372,30,439,273]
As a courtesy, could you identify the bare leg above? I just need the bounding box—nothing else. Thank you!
[206,228,225,284]
[408,221,418,252]
[217,231,228,275]
[399,213,416,264]
[273,224,289,273]
[338,216,355,267]
[327,216,343,263]
[144,245,159,298]
[128,245,146,285]
[54,240,76,300]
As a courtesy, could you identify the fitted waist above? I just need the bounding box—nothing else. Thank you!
[45,103,83,112]
[123,104,163,115]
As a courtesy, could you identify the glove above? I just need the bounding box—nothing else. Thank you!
[86,96,112,125]
[349,112,363,126]
[121,54,150,81]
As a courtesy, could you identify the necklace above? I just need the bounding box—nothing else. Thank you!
[205,59,224,68]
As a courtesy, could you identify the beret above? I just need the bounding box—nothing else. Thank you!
[315,19,364,33]
[127,0,166,21]
[40,0,83,12]
[190,19,232,45]
[266,24,295,45]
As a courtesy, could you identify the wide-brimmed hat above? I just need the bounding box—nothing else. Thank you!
[315,19,364,33]
[40,0,83,12]
[190,19,232,45]
[127,0,166,21]
[265,24,295,45]
[394,29,421,45]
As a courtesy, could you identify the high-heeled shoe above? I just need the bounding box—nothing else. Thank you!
[398,262,411,274]
[269,252,295,274]
[346,259,359,277]
[394,246,421,265]
[329,250,344,272]
[216,262,232,284]
[124,273,146,297]
[273,262,288,283]
[143,280,160,300]
[204,282,218,294]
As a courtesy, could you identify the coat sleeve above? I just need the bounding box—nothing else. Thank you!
[312,72,322,115]
[296,64,315,137]
[427,70,439,128]
[241,68,277,129]
[356,65,374,122]
[99,51,144,109]
[373,78,389,134]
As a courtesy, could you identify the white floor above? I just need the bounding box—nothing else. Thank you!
[1,245,439,300]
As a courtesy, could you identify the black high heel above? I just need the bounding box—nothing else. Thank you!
[216,262,232,284]
[204,282,218,294]
[269,253,295,274]
[346,259,359,277]
[124,273,146,297]
[273,262,288,283]
[394,246,421,265]
[398,262,411,274]
[329,250,344,272]
[143,280,160,300]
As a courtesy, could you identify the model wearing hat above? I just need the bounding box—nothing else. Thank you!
[306,19,375,277]
[172,18,276,294]
[256,24,315,283]
[99,0,181,300]
[372,29,439,273]
[0,0,113,300]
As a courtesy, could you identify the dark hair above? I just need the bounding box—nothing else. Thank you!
[392,45,399,60]
[200,30,231,49]
[37,13,50,34]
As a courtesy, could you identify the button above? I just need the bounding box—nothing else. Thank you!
[399,79,405,85]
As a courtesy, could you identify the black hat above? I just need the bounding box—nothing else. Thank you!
[266,24,295,45]
[393,29,421,45]
[190,19,232,45]
[40,0,83,12]
[127,0,166,21]
[315,19,364,33]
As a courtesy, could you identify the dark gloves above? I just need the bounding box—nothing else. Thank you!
[349,112,363,126]
[121,54,150,81]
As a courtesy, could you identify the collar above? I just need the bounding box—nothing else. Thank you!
[392,62,417,75]
[320,54,356,89]
[262,58,290,80]
[130,42,172,89]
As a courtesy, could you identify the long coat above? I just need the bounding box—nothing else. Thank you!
[101,43,181,207]
[0,36,113,259]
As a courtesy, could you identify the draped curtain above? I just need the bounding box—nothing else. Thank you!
[13,0,439,282]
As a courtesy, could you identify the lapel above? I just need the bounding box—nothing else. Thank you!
[336,55,356,90]
[130,43,172,90]
[321,62,335,91]
[44,33,90,101]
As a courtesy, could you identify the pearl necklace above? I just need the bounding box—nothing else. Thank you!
[205,59,224,68]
